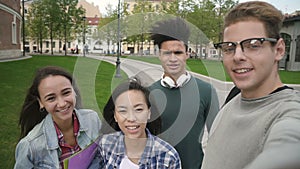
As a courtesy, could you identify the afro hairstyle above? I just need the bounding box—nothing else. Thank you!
[150,17,190,49]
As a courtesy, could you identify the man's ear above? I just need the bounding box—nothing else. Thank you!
[148,110,151,120]
[275,38,285,61]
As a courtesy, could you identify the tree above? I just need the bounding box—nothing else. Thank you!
[25,0,85,55]
[212,0,237,41]
[26,0,48,53]
[96,3,121,55]
[43,0,61,55]
[122,0,168,55]
[183,0,237,58]
[56,0,85,56]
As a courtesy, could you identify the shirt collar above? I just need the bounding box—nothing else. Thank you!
[53,111,80,146]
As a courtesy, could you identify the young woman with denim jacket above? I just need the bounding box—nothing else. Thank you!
[14,66,101,169]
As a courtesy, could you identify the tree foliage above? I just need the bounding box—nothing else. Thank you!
[25,0,85,55]
[25,0,238,55]
[98,0,237,49]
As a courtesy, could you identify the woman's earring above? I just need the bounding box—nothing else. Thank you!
[39,107,45,112]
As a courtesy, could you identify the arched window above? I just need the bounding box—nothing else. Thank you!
[281,33,291,61]
[296,35,300,62]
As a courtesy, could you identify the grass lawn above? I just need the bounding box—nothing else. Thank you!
[0,55,127,169]
[126,55,300,84]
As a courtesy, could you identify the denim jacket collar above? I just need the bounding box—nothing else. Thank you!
[44,114,59,150]
[43,109,89,150]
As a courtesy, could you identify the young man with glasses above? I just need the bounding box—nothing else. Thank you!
[148,17,220,169]
[202,1,300,169]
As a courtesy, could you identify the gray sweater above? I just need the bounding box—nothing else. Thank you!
[202,89,300,169]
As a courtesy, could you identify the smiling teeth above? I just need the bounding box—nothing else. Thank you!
[58,109,67,112]
[235,69,250,73]
[127,126,138,130]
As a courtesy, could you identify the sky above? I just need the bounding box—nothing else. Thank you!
[87,0,300,15]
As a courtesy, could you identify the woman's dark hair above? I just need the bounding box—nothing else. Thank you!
[101,78,161,135]
[18,66,82,139]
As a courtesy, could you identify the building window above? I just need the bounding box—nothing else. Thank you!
[52,42,55,48]
[46,41,49,48]
[296,36,300,62]
[281,33,291,54]
[12,15,17,44]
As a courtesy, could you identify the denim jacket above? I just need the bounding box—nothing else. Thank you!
[14,109,101,169]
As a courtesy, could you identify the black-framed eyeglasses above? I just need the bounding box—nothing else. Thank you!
[160,50,186,57]
[214,37,278,58]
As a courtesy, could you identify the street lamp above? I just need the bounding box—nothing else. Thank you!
[82,16,86,57]
[115,0,122,78]
[64,5,69,56]
[22,0,26,56]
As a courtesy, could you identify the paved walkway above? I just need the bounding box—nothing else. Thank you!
[0,55,32,62]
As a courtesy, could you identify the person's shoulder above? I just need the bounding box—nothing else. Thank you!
[99,132,122,148]
[76,109,100,119]
[16,121,47,151]
[76,109,98,114]
[149,80,162,89]
[22,120,46,142]
[189,76,216,94]
[290,89,300,99]
[151,135,181,165]
[280,89,300,107]
[76,109,101,129]
[192,76,212,87]
[151,135,178,155]
[276,88,300,103]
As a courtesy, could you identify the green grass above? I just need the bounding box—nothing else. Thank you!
[0,55,127,169]
[1,55,299,168]
[126,55,300,84]
[278,71,300,84]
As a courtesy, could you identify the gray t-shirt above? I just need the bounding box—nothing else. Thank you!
[202,89,300,169]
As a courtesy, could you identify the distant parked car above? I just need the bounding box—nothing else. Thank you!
[124,51,131,55]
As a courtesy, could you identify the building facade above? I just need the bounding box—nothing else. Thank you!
[0,0,22,59]
[281,11,300,71]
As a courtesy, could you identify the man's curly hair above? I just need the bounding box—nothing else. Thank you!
[150,17,190,50]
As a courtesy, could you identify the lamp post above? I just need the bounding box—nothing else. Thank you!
[64,5,68,56]
[22,0,26,56]
[82,16,86,57]
[115,0,121,78]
